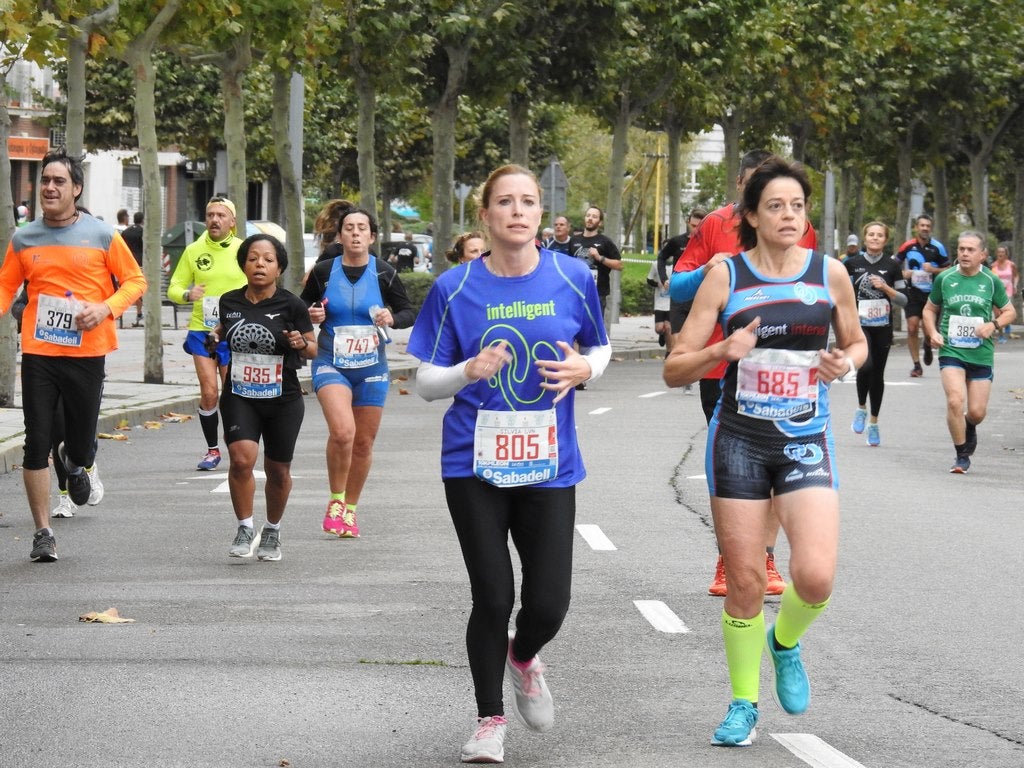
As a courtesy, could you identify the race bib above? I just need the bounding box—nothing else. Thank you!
[202,295,219,329]
[34,293,83,347]
[230,352,283,398]
[736,348,819,421]
[332,325,378,368]
[473,409,558,487]
[910,269,932,290]
[858,298,890,327]
[948,314,982,349]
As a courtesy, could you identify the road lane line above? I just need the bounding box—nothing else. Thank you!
[639,391,667,398]
[772,733,867,768]
[575,524,617,550]
[588,407,612,415]
[633,600,689,633]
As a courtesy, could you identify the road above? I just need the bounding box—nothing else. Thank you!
[1,347,1022,767]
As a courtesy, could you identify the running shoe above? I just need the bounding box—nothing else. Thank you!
[257,527,282,561]
[323,499,348,536]
[711,699,758,746]
[765,553,786,595]
[58,444,91,506]
[923,342,933,366]
[52,492,77,519]
[910,363,923,378]
[866,423,881,447]
[197,448,221,471]
[964,421,978,456]
[460,715,507,763]
[30,530,58,562]
[86,463,104,505]
[505,631,554,732]
[950,455,971,474]
[708,555,727,597]
[997,335,1007,344]
[339,506,360,538]
[766,624,810,715]
[228,524,260,558]
[851,408,867,434]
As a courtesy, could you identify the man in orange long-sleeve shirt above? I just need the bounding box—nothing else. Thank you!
[668,150,817,598]
[0,148,146,562]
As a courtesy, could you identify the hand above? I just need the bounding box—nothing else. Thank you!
[868,275,885,290]
[818,347,852,384]
[73,301,113,331]
[470,341,511,381]
[976,321,997,340]
[720,317,760,362]
[535,341,591,403]
[371,306,393,328]
[283,329,308,350]
[191,284,206,301]
[703,252,730,275]
[309,302,326,324]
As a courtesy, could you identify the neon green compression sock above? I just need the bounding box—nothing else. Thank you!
[773,586,830,649]
[722,610,765,703]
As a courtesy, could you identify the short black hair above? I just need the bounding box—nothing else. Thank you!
[133,211,144,225]
[236,233,289,273]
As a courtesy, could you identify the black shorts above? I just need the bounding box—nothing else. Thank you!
[669,299,693,334]
[706,425,838,500]
[904,288,929,319]
[219,391,305,463]
[654,309,670,323]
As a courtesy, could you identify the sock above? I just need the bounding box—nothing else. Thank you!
[954,441,968,457]
[773,586,830,649]
[346,503,357,516]
[264,520,281,531]
[238,517,254,529]
[330,492,345,503]
[722,610,764,703]
[766,546,774,556]
[197,407,219,450]
[38,527,54,536]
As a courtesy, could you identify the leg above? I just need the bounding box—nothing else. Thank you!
[964,377,992,428]
[226,439,259,522]
[193,353,224,455]
[316,383,356,495]
[263,457,293,525]
[345,405,384,505]
[446,478,516,718]
[939,366,968,445]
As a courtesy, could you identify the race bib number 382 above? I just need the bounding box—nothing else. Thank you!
[473,409,558,488]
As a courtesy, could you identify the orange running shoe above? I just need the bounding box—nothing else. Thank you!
[765,553,787,595]
[708,555,727,596]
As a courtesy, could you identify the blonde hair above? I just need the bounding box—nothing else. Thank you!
[313,199,355,253]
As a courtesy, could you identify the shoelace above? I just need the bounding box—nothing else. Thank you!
[474,716,507,739]
[234,528,254,546]
[342,509,356,527]
[261,530,279,547]
[326,501,345,519]
[714,559,727,582]
[723,702,756,729]
[514,659,546,697]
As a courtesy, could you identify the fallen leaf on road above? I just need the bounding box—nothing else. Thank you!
[162,412,193,423]
[398,388,410,395]
[79,607,135,624]
[143,421,163,429]
[116,418,131,430]
[97,433,129,441]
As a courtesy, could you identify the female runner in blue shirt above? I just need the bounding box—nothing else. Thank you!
[408,165,611,764]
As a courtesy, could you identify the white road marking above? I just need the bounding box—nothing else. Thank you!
[639,391,667,398]
[772,733,867,768]
[688,474,707,480]
[633,600,689,633]
[588,407,612,415]
[575,524,617,550]
[188,470,266,493]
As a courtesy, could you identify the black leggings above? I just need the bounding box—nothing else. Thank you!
[444,478,576,718]
[22,354,104,471]
[856,325,893,417]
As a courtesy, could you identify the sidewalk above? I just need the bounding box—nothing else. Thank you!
[0,305,667,474]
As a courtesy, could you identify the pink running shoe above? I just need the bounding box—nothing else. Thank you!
[323,500,347,536]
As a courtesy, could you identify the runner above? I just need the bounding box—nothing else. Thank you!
[663,156,866,747]
[407,164,610,763]
[895,214,948,377]
[844,222,907,446]
[300,207,415,538]
[212,234,316,561]
[922,231,1014,474]
[991,243,1018,343]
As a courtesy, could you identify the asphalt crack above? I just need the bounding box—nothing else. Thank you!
[889,693,1024,746]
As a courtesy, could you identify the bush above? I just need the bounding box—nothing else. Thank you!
[397,271,436,309]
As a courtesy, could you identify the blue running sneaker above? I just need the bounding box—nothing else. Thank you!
[950,455,970,474]
[851,408,867,434]
[711,699,758,746]
[767,625,810,714]
[866,423,880,447]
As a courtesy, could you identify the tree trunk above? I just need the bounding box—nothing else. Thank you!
[379,176,392,247]
[271,68,305,294]
[221,31,251,225]
[0,98,16,405]
[1013,166,1024,324]
[932,163,951,245]
[721,111,741,201]
[894,134,914,241]
[664,115,682,237]
[430,45,471,275]
[353,66,378,217]
[851,167,865,237]
[508,92,530,166]
[836,166,851,246]
[65,32,88,156]
[605,99,631,326]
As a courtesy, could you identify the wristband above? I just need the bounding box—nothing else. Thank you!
[837,356,856,382]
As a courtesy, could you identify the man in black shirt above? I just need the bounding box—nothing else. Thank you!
[569,206,621,317]
[122,211,145,326]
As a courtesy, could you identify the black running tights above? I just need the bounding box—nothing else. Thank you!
[855,325,893,417]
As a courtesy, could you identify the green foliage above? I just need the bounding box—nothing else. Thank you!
[396,270,436,310]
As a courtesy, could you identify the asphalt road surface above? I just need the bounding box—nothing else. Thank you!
[1,346,1021,767]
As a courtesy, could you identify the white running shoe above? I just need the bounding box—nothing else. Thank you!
[505,632,554,732]
[86,463,104,505]
[460,716,507,763]
[52,492,77,519]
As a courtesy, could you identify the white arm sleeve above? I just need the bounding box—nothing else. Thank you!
[580,343,612,382]
[415,360,471,402]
